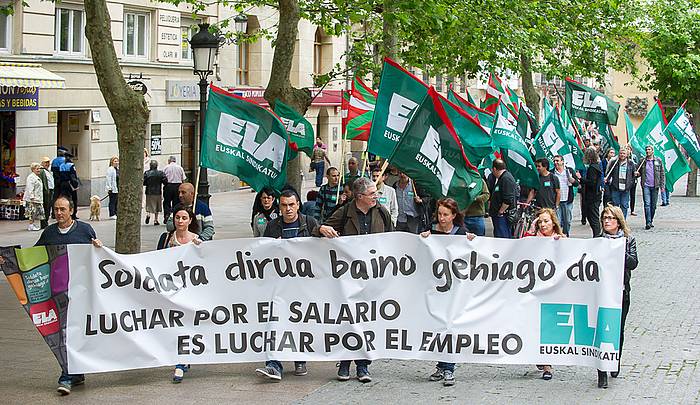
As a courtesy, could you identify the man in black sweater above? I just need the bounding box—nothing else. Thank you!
[487,159,519,238]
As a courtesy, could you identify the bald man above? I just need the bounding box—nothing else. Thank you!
[343,157,368,188]
[165,182,215,241]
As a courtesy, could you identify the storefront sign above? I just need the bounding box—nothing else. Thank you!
[157,10,182,62]
[0,87,39,111]
[166,80,200,101]
[228,87,342,106]
[150,124,162,155]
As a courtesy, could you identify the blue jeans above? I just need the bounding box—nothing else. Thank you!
[611,190,630,218]
[266,360,306,373]
[661,187,670,205]
[58,371,84,384]
[556,201,573,236]
[492,215,511,238]
[437,361,455,372]
[313,161,325,187]
[464,216,486,236]
[642,186,659,225]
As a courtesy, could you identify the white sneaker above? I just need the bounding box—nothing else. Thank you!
[109,215,117,220]
[28,224,40,231]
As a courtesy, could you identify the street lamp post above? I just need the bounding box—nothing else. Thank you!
[189,23,220,205]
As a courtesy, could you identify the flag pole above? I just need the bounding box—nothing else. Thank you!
[553,84,585,146]
[194,165,201,201]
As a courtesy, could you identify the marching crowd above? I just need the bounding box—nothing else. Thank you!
[6,136,657,395]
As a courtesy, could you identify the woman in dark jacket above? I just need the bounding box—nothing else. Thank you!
[596,203,638,389]
[580,147,603,237]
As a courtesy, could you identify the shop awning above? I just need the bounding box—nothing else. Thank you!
[0,62,66,89]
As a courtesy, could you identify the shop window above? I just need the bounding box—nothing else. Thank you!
[124,12,149,58]
[0,12,10,52]
[56,8,84,55]
[237,40,249,85]
[181,23,196,61]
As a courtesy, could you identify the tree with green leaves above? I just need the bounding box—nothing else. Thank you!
[635,0,700,196]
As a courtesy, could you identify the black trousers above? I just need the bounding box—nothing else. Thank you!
[629,181,637,212]
[163,183,181,220]
[583,198,601,237]
[620,291,630,362]
[108,191,118,217]
[41,190,52,228]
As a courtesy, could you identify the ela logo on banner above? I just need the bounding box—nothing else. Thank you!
[571,91,608,112]
[280,118,306,138]
[387,93,418,135]
[417,126,456,195]
[540,303,621,350]
[217,113,286,171]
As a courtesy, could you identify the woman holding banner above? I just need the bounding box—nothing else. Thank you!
[597,204,638,389]
[420,198,476,386]
[156,204,201,383]
[524,208,565,381]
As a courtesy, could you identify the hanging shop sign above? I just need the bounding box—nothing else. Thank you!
[0,87,39,111]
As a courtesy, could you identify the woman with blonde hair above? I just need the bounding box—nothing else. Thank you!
[106,156,119,219]
[23,163,45,231]
[523,207,565,380]
[596,204,638,388]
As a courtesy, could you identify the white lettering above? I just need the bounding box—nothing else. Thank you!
[386,94,418,133]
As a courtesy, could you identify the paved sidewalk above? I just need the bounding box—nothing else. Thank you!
[1,180,698,404]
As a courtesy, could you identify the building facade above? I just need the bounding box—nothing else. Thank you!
[0,1,348,204]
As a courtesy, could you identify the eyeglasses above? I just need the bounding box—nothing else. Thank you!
[362,191,379,197]
[602,215,617,221]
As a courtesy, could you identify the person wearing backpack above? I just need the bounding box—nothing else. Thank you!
[314,177,393,383]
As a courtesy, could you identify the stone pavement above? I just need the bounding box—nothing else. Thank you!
[1,179,699,404]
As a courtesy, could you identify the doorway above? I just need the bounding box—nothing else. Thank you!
[0,111,16,198]
[181,110,197,181]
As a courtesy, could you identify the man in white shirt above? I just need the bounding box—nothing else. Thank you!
[162,156,186,222]
[371,167,398,225]
[553,155,579,236]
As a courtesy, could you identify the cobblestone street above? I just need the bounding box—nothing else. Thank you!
[1,183,698,404]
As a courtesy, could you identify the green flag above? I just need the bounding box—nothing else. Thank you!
[388,87,483,209]
[274,99,314,158]
[436,92,494,165]
[466,90,477,106]
[625,112,644,161]
[202,86,289,191]
[597,122,620,153]
[490,99,539,189]
[666,106,700,167]
[632,100,690,192]
[368,58,428,158]
[447,88,495,133]
[533,109,578,169]
[543,99,553,123]
[564,79,620,124]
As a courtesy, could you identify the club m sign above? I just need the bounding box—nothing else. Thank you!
[416,126,455,195]
[216,113,286,172]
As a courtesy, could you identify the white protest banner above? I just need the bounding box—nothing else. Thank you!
[45,234,624,373]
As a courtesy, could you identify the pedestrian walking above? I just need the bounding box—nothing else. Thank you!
[314,177,393,383]
[58,155,79,219]
[487,159,518,238]
[580,147,603,237]
[626,145,639,216]
[394,172,423,233]
[0,195,102,395]
[596,204,637,389]
[601,148,616,206]
[162,156,186,222]
[251,187,279,237]
[157,204,201,383]
[39,157,53,228]
[23,163,44,231]
[343,157,367,187]
[318,167,341,221]
[106,156,119,219]
[143,160,167,225]
[311,138,331,187]
[604,147,635,218]
[553,155,579,236]
[50,147,67,217]
[635,145,665,230]
[255,189,318,381]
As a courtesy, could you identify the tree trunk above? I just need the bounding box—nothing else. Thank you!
[686,106,698,197]
[85,0,150,253]
[519,54,540,123]
[264,0,312,194]
[381,0,398,61]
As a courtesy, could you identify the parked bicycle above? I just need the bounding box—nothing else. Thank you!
[512,201,538,239]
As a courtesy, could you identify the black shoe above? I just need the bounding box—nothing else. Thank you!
[581,219,587,225]
[610,371,619,378]
[145,215,150,224]
[650,223,654,228]
[597,370,608,388]
[645,224,651,230]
